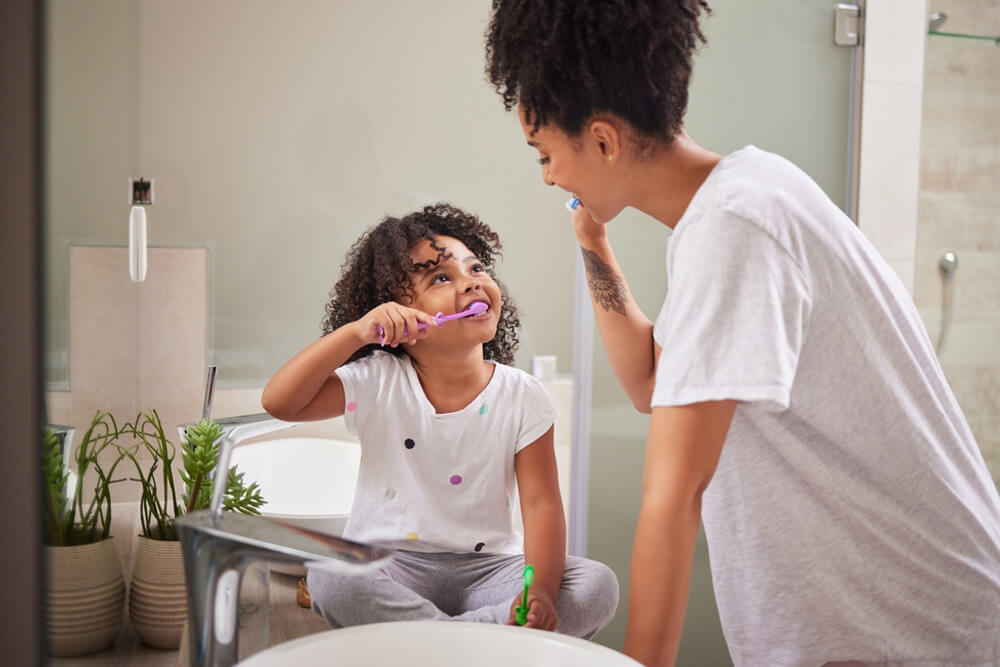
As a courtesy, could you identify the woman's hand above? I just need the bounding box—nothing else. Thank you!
[506,588,559,631]
[571,201,607,245]
[355,302,439,348]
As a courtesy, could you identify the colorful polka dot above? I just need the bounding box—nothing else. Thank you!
[474,542,485,552]
[385,489,396,500]
[346,401,357,412]
[404,438,415,449]
[405,532,419,541]
[479,404,489,415]
[450,475,463,485]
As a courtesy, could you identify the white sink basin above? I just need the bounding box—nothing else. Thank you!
[231,437,361,576]
[231,437,360,534]
[238,621,639,666]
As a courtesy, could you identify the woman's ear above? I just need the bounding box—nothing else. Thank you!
[588,119,621,163]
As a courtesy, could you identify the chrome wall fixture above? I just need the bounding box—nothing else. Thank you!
[128,177,153,282]
[937,250,959,354]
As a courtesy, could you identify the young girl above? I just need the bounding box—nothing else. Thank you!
[486,2,1000,666]
[262,203,617,638]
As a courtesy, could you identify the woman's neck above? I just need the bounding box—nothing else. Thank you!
[409,347,495,414]
[626,130,723,229]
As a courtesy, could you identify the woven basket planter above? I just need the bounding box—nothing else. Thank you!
[129,536,187,649]
[45,538,125,657]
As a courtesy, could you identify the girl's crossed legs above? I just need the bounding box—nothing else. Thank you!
[306,550,618,639]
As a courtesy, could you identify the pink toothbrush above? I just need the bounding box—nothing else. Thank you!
[376,301,489,346]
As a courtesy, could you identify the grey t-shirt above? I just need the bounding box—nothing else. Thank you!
[651,146,1000,666]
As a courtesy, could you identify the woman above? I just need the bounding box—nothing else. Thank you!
[484,2,1000,666]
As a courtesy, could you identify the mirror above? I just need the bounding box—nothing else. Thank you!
[43,1,858,663]
[44,2,581,662]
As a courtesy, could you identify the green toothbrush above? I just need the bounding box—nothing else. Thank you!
[514,564,534,626]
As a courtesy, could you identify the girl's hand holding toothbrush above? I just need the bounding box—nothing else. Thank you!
[356,303,438,348]
[506,589,558,631]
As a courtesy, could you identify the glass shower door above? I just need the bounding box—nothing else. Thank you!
[583,2,859,661]
[916,3,1000,488]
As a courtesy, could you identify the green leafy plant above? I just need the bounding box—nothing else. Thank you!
[121,410,266,541]
[42,411,127,546]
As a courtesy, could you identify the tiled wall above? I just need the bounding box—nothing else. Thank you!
[914,0,1000,486]
[857,0,929,292]
[46,246,207,502]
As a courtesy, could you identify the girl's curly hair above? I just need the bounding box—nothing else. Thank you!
[322,203,520,365]
[485,0,711,152]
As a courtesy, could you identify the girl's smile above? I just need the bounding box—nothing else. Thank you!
[407,236,502,341]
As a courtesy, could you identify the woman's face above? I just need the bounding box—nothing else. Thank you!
[404,235,501,347]
[518,106,626,224]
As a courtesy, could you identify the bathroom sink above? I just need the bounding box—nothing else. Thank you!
[231,437,361,575]
[231,437,359,533]
[237,621,640,666]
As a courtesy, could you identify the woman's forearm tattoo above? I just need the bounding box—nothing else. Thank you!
[581,248,628,315]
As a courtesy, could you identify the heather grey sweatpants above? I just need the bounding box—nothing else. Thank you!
[306,550,619,639]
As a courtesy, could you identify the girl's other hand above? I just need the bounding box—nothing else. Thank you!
[506,589,558,632]
[571,201,607,244]
[356,302,438,348]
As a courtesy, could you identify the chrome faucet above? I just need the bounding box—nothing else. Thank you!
[175,371,393,666]
[176,508,392,667]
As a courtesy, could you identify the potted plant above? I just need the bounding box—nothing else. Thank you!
[120,410,265,649]
[42,410,128,657]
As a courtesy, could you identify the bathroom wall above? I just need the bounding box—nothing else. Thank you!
[856,0,930,292]
[45,246,207,499]
[44,0,577,392]
[45,0,137,388]
[915,0,1000,485]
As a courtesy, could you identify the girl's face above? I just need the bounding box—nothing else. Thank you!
[518,106,626,224]
[405,235,502,347]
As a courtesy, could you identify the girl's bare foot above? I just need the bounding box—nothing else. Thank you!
[296,578,311,608]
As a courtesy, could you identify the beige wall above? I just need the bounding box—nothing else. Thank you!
[915,0,1000,485]
[45,0,577,391]
[856,0,930,291]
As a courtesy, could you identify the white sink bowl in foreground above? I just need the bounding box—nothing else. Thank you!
[238,621,640,667]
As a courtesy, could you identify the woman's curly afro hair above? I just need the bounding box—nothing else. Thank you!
[485,0,711,151]
[322,203,520,365]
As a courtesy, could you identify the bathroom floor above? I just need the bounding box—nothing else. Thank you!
[49,572,330,667]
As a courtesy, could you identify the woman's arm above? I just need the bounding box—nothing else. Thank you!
[573,208,662,413]
[261,302,438,421]
[512,425,565,630]
[624,400,735,667]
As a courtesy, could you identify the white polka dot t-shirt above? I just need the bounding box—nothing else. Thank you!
[335,351,556,554]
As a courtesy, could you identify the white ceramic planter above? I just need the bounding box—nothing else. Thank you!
[129,536,187,649]
[45,538,125,657]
